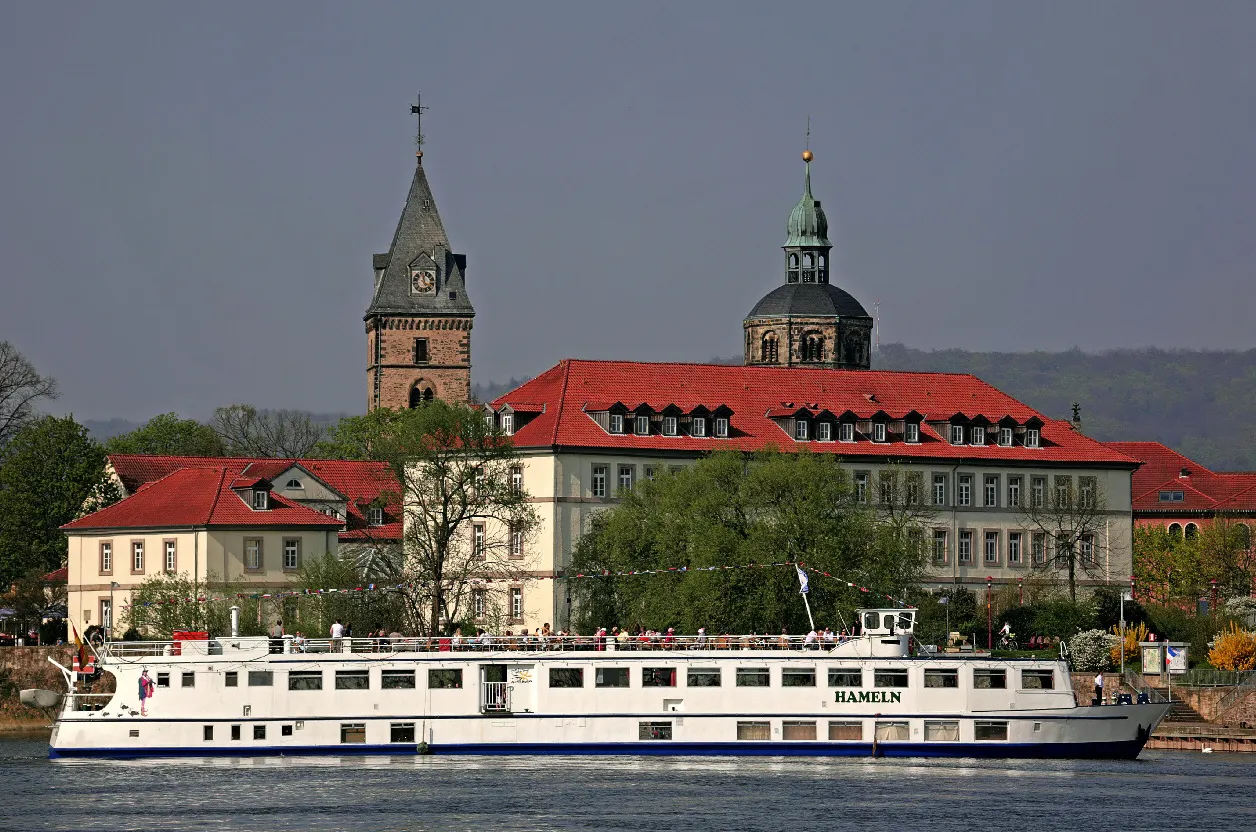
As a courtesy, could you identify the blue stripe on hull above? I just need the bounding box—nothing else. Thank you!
[50,738,1146,761]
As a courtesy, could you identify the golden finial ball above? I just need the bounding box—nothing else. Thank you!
[801,149,813,163]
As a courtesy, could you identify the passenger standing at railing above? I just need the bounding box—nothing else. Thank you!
[695,627,708,650]
[616,627,629,650]
[777,628,790,650]
[804,628,818,650]
[269,619,285,654]
[663,628,676,648]
[330,619,345,653]
[451,628,464,651]
[823,628,835,649]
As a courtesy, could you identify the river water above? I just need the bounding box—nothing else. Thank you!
[0,737,1251,831]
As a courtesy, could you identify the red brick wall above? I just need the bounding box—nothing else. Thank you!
[367,316,472,409]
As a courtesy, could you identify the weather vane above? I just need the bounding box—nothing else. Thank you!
[803,115,813,163]
[411,92,429,149]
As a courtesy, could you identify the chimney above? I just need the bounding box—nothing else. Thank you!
[1180,467,1190,479]
[1070,402,1082,432]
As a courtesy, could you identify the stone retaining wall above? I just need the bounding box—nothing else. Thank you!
[0,646,73,729]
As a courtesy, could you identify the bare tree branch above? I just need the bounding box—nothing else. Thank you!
[211,404,326,458]
[0,341,59,448]
[1018,474,1115,602]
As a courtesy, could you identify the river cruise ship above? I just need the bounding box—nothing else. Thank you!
[34,609,1168,759]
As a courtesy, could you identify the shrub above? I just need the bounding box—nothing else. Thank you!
[1069,629,1115,671]
[1224,597,1256,625]
[1208,623,1256,671]
[1109,621,1148,668]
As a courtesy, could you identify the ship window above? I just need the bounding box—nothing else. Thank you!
[248,671,273,687]
[340,723,366,744]
[874,669,909,688]
[381,670,416,689]
[782,668,816,687]
[973,668,1007,689]
[127,729,140,738]
[391,723,416,743]
[156,672,170,688]
[782,721,817,740]
[736,721,771,740]
[736,668,770,687]
[596,667,630,688]
[335,670,370,690]
[288,671,323,691]
[874,721,910,741]
[828,721,863,740]
[639,721,673,740]
[863,612,880,631]
[1021,669,1055,690]
[253,725,266,740]
[687,668,721,687]
[642,667,677,687]
[231,725,241,741]
[924,721,960,741]
[828,669,863,688]
[923,669,958,688]
[182,672,195,688]
[549,668,584,688]
[429,669,463,689]
[974,721,1009,741]
[203,725,213,741]
[224,671,238,687]
[281,725,293,737]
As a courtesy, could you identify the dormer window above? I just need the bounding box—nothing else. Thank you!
[609,413,624,434]
[905,422,920,443]
[1158,490,1185,503]
[692,417,707,437]
[998,427,1013,447]
[635,415,650,435]
[662,416,678,436]
[971,426,986,446]
[1026,428,1040,448]
[950,425,964,445]
[839,422,855,443]
[500,412,514,435]
[252,490,268,510]
[368,506,385,526]
[714,417,729,438]
[816,422,832,442]
[872,422,887,443]
[795,420,809,441]
[286,479,303,489]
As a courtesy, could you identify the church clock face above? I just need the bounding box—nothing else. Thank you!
[410,268,436,295]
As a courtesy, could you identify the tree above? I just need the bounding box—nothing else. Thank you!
[0,416,119,585]
[211,404,325,458]
[5,566,67,622]
[105,412,226,457]
[316,403,539,635]
[569,451,930,635]
[1019,475,1115,602]
[1208,623,1256,672]
[0,341,58,448]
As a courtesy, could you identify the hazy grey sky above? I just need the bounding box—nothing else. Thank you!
[3,2,1254,421]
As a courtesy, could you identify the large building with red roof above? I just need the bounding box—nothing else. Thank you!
[62,455,400,637]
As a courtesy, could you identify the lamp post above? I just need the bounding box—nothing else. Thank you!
[1018,577,1024,607]
[1210,579,1218,615]
[986,576,993,651]
[1119,589,1132,675]
[1130,575,1136,601]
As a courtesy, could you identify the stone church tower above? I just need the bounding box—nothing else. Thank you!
[365,149,474,409]
[743,149,872,370]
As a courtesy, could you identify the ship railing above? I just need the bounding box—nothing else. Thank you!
[1122,670,1170,704]
[284,633,867,654]
[480,681,509,713]
[65,693,114,712]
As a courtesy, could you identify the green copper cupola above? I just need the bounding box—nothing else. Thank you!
[784,150,832,284]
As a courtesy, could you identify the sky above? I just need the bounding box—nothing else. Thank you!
[3,2,1255,422]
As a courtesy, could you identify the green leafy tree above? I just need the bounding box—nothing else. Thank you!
[0,415,119,585]
[104,412,226,457]
[569,451,930,635]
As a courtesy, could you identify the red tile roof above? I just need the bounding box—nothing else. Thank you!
[493,360,1139,466]
[1106,441,1256,514]
[63,467,344,531]
[100,455,402,541]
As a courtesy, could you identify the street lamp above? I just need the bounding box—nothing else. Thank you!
[986,576,993,651]
[1119,589,1133,675]
[1018,577,1023,607]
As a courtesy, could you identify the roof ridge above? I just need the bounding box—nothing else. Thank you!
[551,360,572,446]
[557,357,993,380]
[205,468,229,525]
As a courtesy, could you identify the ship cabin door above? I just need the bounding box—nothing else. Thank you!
[481,664,509,714]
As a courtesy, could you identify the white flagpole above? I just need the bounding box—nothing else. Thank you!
[796,566,815,631]
[801,591,815,632]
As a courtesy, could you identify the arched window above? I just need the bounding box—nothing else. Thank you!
[818,253,827,283]
[409,384,435,408]
[761,332,779,364]
[801,333,825,362]
[285,479,303,489]
[1168,523,1182,538]
[802,253,816,283]
[787,254,799,284]
[1185,523,1198,540]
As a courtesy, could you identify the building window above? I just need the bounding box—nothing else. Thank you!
[802,333,825,362]
[1031,477,1046,508]
[644,466,656,481]
[932,530,947,566]
[933,474,947,506]
[618,465,634,493]
[413,338,428,364]
[854,472,868,504]
[510,524,524,559]
[1008,477,1022,508]
[635,415,650,435]
[132,541,144,573]
[795,420,809,441]
[164,540,177,573]
[692,417,707,437]
[282,538,300,571]
[1008,532,1023,565]
[609,413,624,434]
[662,416,678,436]
[878,473,894,505]
[1055,476,1072,507]
[511,466,523,493]
[500,411,514,435]
[957,475,972,507]
[958,530,973,564]
[471,523,486,560]
[905,422,920,443]
[1079,476,1096,508]
[1080,533,1096,564]
[591,465,608,498]
[971,426,986,445]
[1158,490,1185,503]
[762,332,779,363]
[473,589,486,619]
[1026,428,1041,448]
[510,587,523,620]
[984,475,998,508]
[286,478,303,489]
[99,541,112,575]
[368,506,385,526]
[873,422,887,443]
[905,473,923,506]
[1168,522,1182,537]
[244,538,262,571]
[999,427,1013,447]
[984,531,1000,565]
[714,417,729,438]
[950,425,964,445]
[836,422,853,442]
[252,490,268,510]
[1032,533,1047,565]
